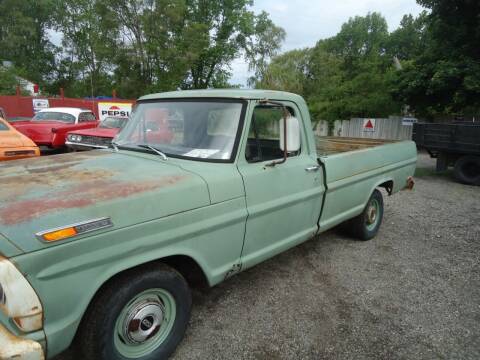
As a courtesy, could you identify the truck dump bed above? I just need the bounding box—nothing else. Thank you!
[413,123,480,156]
[316,136,397,156]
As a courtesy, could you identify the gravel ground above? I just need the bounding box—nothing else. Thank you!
[55,151,480,360]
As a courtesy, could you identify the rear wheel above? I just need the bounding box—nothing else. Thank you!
[454,156,480,185]
[77,264,191,360]
[345,189,384,241]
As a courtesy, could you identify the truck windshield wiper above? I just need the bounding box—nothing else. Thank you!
[110,141,119,152]
[137,144,168,160]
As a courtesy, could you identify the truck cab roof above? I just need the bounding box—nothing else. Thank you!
[139,89,306,103]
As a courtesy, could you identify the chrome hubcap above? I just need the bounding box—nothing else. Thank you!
[366,204,377,225]
[122,300,165,345]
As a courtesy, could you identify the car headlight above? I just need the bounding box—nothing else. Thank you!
[76,135,82,142]
[0,257,43,332]
[68,134,74,141]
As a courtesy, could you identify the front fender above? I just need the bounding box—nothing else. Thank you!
[12,197,247,358]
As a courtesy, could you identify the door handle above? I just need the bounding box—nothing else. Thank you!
[305,165,320,172]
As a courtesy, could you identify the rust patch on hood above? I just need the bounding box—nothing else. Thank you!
[0,167,115,202]
[0,149,107,169]
[0,175,186,225]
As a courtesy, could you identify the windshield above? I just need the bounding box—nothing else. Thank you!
[32,112,76,123]
[115,100,244,161]
[100,117,128,129]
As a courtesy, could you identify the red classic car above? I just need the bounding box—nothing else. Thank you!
[65,116,129,150]
[12,107,98,148]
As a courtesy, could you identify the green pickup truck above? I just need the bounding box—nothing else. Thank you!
[0,90,416,360]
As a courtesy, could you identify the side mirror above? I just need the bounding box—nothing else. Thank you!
[280,116,300,152]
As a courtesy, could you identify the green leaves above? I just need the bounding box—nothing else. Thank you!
[0,0,56,87]
[392,0,480,118]
[1,0,284,98]
[259,3,480,121]
[258,13,402,123]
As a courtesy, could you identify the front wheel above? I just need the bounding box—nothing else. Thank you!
[346,189,384,241]
[76,264,192,360]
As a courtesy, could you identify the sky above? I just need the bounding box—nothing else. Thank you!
[230,0,425,86]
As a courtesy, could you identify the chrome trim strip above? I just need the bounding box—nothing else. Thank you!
[65,141,109,149]
[35,217,113,242]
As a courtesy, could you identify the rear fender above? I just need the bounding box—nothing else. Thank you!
[362,177,394,207]
[51,128,69,147]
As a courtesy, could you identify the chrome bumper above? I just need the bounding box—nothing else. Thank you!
[0,324,44,360]
[65,140,109,150]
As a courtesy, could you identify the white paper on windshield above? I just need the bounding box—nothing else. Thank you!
[183,149,220,158]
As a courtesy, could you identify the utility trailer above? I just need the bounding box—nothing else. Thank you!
[413,122,480,185]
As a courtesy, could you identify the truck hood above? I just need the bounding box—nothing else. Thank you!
[68,127,119,138]
[0,150,210,254]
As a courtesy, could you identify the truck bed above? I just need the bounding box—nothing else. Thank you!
[316,136,396,156]
[316,136,417,232]
[412,123,480,156]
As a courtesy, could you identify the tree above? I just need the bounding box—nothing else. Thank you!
[386,13,427,61]
[183,1,284,89]
[54,0,119,97]
[258,13,403,123]
[322,12,389,74]
[0,67,28,95]
[309,13,400,121]
[245,11,286,87]
[0,0,56,85]
[255,49,310,95]
[394,0,480,118]
[103,0,206,97]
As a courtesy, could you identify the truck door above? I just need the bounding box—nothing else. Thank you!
[237,102,324,270]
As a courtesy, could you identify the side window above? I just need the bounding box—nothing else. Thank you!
[245,106,301,163]
[79,112,96,122]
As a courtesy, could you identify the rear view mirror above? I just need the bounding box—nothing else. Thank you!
[280,116,300,152]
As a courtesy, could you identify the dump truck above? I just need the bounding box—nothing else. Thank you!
[413,122,480,185]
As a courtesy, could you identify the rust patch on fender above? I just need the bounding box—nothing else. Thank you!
[405,176,415,190]
[0,324,44,360]
[0,175,186,225]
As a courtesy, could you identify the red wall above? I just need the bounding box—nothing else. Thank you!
[0,95,135,120]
